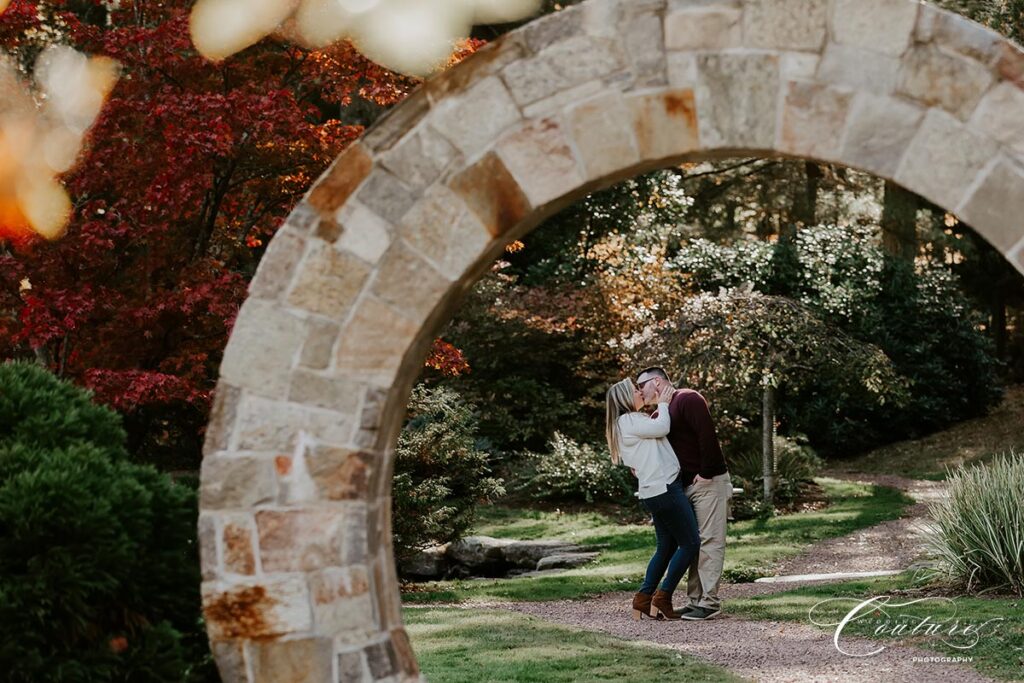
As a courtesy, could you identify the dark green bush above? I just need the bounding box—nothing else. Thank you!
[0,360,128,458]
[511,432,633,504]
[0,361,211,682]
[392,385,504,571]
[727,431,824,515]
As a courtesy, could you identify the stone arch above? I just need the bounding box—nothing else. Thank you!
[199,0,1024,679]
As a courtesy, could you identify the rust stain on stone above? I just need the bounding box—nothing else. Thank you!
[449,152,531,238]
[997,42,1024,89]
[204,585,277,639]
[274,455,292,476]
[314,218,342,243]
[663,91,698,130]
[307,143,372,215]
[222,523,256,575]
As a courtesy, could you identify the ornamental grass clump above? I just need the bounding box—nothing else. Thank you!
[926,451,1024,596]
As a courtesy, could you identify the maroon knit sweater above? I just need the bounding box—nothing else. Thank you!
[652,389,729,486]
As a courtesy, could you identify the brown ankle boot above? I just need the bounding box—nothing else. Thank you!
[631,592,658,620]
[651,589,681,620]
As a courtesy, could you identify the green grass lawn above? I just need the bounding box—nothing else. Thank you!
[402,478,913,604]
[404,607,743,682]
[728,572,1024,681]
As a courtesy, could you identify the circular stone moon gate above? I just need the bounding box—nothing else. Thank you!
[199,1,1024,680]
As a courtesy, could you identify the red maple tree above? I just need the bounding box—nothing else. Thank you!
[0,0,478,468]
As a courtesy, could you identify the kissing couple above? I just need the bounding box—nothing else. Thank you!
[605,366,733,621]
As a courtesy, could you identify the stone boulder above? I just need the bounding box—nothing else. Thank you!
[535,552,601,571]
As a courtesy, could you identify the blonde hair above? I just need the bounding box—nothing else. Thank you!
[605,378,637,465]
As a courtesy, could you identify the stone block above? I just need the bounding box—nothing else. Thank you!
[915,4,1001,65]
[567,92,640,181]
[997,42,1024,89]
[817,43,901,96]
[430,76,521,160]
[495,118,584,208]
[742,0,828,51]
[220,299,306,398]
[308,566,376,635]
[501,36,626,108]
[399,185,491,279]
[959,158,1024,252]
[667,52,698,88]
[830,0,917,57]
[335,201,393,265]
[202,576,312,640]
[390,627,420,678]
[203,383,241,457]
[248,227,308,300]
[665,4,741,50]
[840,93,924,178]
[897,45,994,120]
[250,637,333,683]
[256,508,345,572]
[287,369,362,414]
[231,394,355,452]
[221,513,257,575]
[896,109,999,209]
[448,152,532,238]
[298,319,339,371]
[626,88,700,162]
[211,641,248,683]
[378,125,457,190]
[779,81,853,160]
[354,168,418,225]
[307,143,372,215]
[781,52,821,81]
[618,2,667,87]
[199,513,218,581]
[970,82,1024,157]
[370,239,453,326]
[337,650,370,682]
[306,446,372,501]
[696,53,780,149]
[334,296,420,377]
[201,454,276,510]
[341,503,369,566]
[363,640,399,680]
[361,88,431,154]
[286,242,371,320]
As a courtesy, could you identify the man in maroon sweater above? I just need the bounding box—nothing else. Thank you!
[638,366,732,620]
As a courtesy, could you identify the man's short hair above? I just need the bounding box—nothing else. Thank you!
[636,366,669,382]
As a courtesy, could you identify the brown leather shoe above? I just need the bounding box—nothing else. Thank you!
[651,589,681,620]
[631,592,659,620]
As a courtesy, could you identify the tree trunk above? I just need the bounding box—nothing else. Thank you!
[762,384,776,506]
[793,161,822,228]
[881,181,918,261]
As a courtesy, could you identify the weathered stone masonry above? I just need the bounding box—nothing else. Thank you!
[199,1,1024,680]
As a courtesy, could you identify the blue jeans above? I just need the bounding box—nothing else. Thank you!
[638,481,701,595]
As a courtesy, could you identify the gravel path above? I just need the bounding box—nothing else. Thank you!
[767,472,945,578]
[503,592,994,683]
[490,474,992,682]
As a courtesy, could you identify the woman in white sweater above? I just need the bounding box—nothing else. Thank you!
[606,377,700,620]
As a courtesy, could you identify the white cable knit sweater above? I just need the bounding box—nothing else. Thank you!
[616,401,680,499]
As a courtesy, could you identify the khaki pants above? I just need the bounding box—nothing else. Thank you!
[683,472,732,609]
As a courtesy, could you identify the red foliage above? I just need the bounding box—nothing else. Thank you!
[425,338,471,377]
[0,1,480,465]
